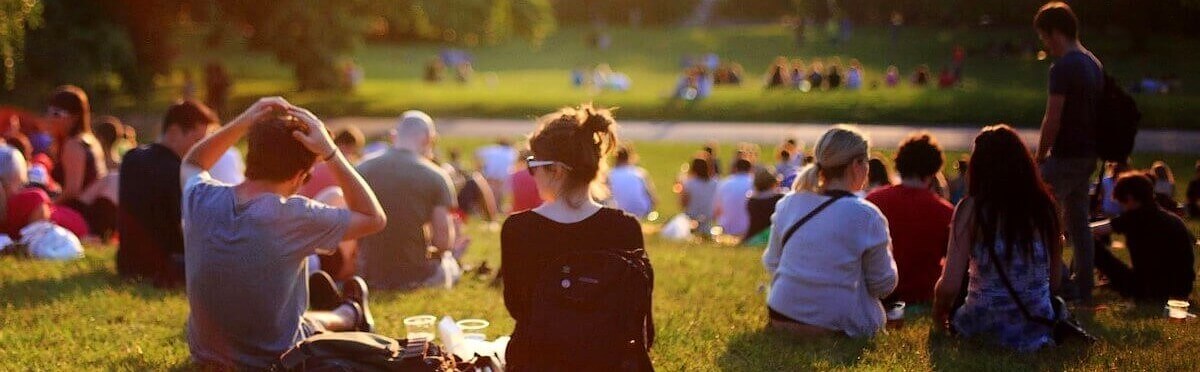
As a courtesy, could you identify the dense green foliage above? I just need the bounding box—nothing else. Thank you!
[0,0,41,90]
[1,137,1198,370]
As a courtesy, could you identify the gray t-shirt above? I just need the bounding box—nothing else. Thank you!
[183,172,350,369]
[356,148,456,289]
[684,177,719,222]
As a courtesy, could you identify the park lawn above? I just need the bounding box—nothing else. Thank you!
[2,138,1199,370]
[104,25,1200,130]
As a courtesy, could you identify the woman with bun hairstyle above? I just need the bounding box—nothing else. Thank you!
[762,125,898,337]
[501,105,653,371]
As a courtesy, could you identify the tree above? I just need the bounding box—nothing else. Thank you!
[373,0,556,47]
[248,0,372,90]
[21,0,135,99]
[0,0,41,91]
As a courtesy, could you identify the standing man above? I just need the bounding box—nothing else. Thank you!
[357,111,462,290]
[1033,2,1103,304]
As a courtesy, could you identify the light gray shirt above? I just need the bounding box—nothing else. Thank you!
[183,172,350,369]
[762,192,897,337]
[683,177,718,223]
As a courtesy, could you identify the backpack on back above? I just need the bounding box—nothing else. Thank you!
[528,248,655,371]
[1095,73,1142,162]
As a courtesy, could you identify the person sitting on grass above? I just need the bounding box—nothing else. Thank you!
[867,133,954,305]
[1091,172,1196,303]
[117,100,218,287]
[714,159,755,237]
[1150,161,1182,214]
[1188,160,1200,218]
[865,158,893,195]
[608,145,657,219]
[742,167,783,246]
[681,157,718,238]
[933,125,1063,352]
[501,105,653,370]
[763,125,898,338]
[181,97,387,370]
[357,111,463,290]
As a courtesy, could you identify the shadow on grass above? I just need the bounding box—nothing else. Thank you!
[0,266,171,310]
[716,327,872,370]
[926,325,1100,371]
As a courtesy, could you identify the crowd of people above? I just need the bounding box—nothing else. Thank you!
[3,2,1200,370]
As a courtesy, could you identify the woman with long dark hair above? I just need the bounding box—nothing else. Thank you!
[45,85,110,238]
[932,124,1064,352]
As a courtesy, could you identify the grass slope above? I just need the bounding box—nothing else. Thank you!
[1,138,1198,370]
[110,25,1200,130]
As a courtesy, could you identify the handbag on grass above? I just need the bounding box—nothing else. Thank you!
[984,241,1097,345]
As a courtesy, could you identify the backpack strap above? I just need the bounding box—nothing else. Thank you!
[983,241,1057,327]
[779,193,850,249]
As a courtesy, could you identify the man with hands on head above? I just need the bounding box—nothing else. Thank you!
[179,97,388,370]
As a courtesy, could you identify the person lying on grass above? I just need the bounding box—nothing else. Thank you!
[179,97,387,370]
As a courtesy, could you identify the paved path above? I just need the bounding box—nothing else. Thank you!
[327,117,1200,155]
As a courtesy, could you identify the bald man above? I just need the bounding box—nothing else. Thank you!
[356,111,461,290]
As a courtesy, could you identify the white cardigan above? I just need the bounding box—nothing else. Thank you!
[762,192,898,337]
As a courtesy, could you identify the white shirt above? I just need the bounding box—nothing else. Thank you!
[475,145,516,180]
[209,148,245,185]
[715,173,754,236]
[609,165,653,218]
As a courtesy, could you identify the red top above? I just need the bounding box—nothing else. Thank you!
[509,170,542,213]
[866,185,953,303]
[298,162,337,199]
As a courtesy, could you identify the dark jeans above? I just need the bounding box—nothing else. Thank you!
[1041,157,1097,302]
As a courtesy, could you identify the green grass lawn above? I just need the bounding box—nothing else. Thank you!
[101,25,1200,130]
[2,138,1199,370]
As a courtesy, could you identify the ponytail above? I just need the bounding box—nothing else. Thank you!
[793,163,821,193]
[793,125,870,194]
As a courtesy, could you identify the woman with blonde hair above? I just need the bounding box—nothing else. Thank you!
[763,125,897,337]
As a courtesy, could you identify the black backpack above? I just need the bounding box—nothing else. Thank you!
[528,249,655,371]
[1095,73,1142,163]
[274,332,459,372]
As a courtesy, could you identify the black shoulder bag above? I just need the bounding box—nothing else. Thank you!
[778,193,850,249]
[984,242,1097,345]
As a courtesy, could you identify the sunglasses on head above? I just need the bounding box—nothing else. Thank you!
[526,155,572,176]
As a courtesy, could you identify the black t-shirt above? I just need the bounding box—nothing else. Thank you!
[500,207,649,369]
[116,144,184,283]
[1111,205,1196,300]
[1048,50,1103,158]
[1187,177,1200,217]
[744,193,784,243]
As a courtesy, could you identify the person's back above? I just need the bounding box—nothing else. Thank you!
[118,144,184,283]
[120,101,218,286]
[866,185,952,303]
[715,171,754,236]
[953,232,1055,352]
[1110,198,1196,301]
[683,177,717,224]
[609,164,652,218]
[476,143,515,181]
[185,175,349,367]
[501,105,652,370]
[502,208,648,369]
[357,148,455,289]
[762,126,897,338]
[1047,50,1102,159]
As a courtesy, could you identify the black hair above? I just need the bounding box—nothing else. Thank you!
[162,99,219,135]
[894,132,944,179]
[1113,172,1155,206]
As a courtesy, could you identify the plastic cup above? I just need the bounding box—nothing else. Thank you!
[404,315,438,341]
[886,301,906,329]
[1165,300,1191,320]
[457,319,490,341]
